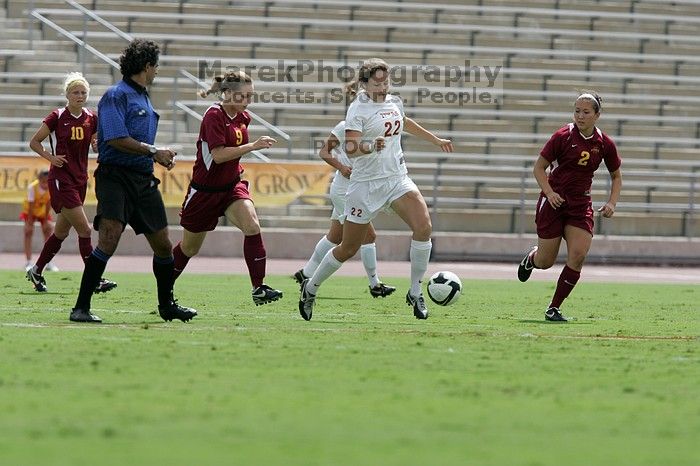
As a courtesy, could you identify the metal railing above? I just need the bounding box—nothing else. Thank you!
[29,10,120,78]
[15,0,699,238]
[175,70,292,160]
[30,0,288,161]
[173,100,270,163]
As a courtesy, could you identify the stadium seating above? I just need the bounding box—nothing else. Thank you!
[0,0,698,242]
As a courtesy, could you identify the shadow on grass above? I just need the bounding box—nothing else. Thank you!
[517,319,593,325]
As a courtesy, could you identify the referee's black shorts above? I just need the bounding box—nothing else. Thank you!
[93,164,168,235]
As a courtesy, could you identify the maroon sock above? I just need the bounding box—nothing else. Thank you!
[244,233,266,288]
[550,265,581,308]
[78,236,93,263]
[35,234,64,274]
[173,243,191,282]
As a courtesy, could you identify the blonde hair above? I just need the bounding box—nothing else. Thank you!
[198,70,253,98]
[345,58,390,99]
[63,71,90,95]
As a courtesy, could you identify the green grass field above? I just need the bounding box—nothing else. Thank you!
[0,270,697,466]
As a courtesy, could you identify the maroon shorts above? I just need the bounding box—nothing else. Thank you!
[49,179,87,213]
[179,180,252,233]
[535,192,594,239]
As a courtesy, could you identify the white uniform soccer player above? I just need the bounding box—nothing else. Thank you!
[298,58,453,321]
[293,120,396,298]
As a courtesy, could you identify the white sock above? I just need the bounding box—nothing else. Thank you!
[303,235,337,277]
[409,239,432,297]
[307,248,343,295]
[360,243,380,287]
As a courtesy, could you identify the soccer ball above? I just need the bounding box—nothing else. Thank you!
[427,271,462,306]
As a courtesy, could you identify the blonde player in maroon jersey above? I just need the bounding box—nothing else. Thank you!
[172,71,283,306]
[26,72,116,294]
[517,92,622,322]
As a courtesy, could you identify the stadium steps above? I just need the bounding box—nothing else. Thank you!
[2,0,699,239]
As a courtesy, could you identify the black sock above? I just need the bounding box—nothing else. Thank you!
[153,255,175,308]
[74,250,109,310]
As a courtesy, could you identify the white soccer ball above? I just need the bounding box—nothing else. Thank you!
[427,271,462,306]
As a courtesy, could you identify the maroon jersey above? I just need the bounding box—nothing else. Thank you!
[540,123,621,204]
[43,107,97,187]
[192,104,250,188]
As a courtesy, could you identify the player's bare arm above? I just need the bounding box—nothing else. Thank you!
[533,155,564,208]
[403,117,453,152]
[319,134,351,177]
[210,136,276,164]
[598,168,622,218]
[344,130,383,158]
[29,123,67,167]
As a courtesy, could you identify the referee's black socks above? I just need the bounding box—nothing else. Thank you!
[153,255,175,308]
[74,248,110,310]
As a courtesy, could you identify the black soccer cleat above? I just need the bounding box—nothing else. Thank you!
[298,279,316,321]
[406,291,429,320]
[26,267,47,292]
[518,245,538,282]
[293,269,309,285]
[252,284,283,306]
[69,308,102,323]
[94,277,117,294]
[369,282,396,298]
[545,306,568,322]
[158,299,197,322]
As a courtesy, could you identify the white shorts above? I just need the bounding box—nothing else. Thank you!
[344,173,418,225]
[329,175,349,223]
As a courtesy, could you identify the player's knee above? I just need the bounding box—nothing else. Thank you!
[536,257,555,269]
[363,228,376,244]
[239,220,261,236]
[74,225,92,237]
[73,219,92,237]
[413,219,432,240]
[151,236,173,257]
[180,242,201,257]
[96,225,122,255]
[335,243,359,262]
[569,252,587,269]
[54,229,70,240]
[327,230,343,244]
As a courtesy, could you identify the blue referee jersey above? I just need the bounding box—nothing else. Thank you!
[97,77,160,174]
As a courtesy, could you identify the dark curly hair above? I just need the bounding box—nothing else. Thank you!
[119,39,160,77]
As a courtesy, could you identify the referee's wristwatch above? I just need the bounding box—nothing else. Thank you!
[146,144,158,156]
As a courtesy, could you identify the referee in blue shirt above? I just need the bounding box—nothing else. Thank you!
[70,39,196,323]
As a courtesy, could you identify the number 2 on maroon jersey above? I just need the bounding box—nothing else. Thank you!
[578,151,590,166]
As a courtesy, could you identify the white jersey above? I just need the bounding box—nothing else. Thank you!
[344,90,407,182]
[329,120,352,190]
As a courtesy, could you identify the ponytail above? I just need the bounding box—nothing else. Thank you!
[198,71,253,99]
